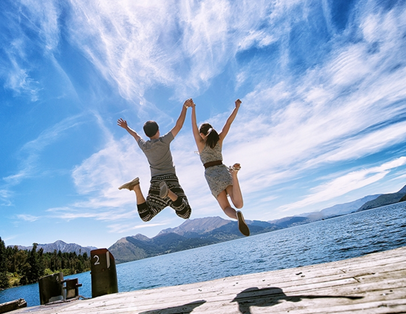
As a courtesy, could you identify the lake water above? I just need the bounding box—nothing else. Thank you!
[1,202,406,307]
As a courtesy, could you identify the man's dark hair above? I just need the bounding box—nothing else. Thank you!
[143,120,159,137]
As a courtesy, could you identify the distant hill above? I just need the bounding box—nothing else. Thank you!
[17,240,96,255]
[109,217,278,263]
[357,185,406,212]
[320,194,381,216]
[158,216,230,236]
[268,216,310,228]
[269,194,381,228]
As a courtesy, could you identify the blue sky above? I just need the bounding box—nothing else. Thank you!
[1,0,406,249]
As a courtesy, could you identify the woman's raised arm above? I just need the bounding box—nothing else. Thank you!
[191,100,205,153]
[219,99,241,141]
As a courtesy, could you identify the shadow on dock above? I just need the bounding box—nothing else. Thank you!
[231,287,363,314]
[139,300,206,314]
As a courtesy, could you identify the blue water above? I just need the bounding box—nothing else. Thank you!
[1,203,405,307]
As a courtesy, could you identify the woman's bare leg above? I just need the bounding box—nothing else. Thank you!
[217,190,249,236]
[227,163,243,209]
[216,191,237,219]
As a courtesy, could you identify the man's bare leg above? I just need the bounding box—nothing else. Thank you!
[133,184,146,205]
[159,181,179,202]
[118,177,147,204]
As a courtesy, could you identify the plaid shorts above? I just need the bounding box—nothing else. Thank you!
[137,173,192,222]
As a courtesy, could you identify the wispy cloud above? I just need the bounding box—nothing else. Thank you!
[48,0,406,224]
[4,0,405,244]
[16,214,39,222]
[66,0,184,102]
[107,222,167,235]
[221,1,406,196]
[277,156,406,214]
[64,0,278,103]
[3,115,85,186]
[0,189,13,207]
[47,206,140,222]
[43,114,152,220]
[0,0,60,100]
[2,48,41,102]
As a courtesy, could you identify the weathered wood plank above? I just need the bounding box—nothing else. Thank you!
[0,299,27,313]
[11,246,406,314]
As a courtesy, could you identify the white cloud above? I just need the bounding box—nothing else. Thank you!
[30,0,406,228]
[47,207,140,222]
[277,156,406,213]
[0,189,13,207]
[0,0,60,100]
[16,214,39,222]
[64,0,277,102]
[61,1,406,223]
[67,0,184,102]
[21,0,61,51]
[3,57,41,102]
[107,222,167,234]
[3,115,85,186]
[219,0,406,197]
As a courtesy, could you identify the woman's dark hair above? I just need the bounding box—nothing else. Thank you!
[199,123,219,148]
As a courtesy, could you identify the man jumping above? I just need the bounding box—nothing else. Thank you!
[117,99,193,222]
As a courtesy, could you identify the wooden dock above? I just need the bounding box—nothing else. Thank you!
[11,246,406,313]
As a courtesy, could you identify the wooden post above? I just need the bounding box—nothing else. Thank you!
[90,248,118,298]
[38,273,64,305]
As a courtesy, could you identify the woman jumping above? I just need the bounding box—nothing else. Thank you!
[190,99,250,236]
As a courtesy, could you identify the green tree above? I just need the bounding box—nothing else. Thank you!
[20,243,43,284]
[0,237,9,288]
[3,244,91,287]
[5,245,20,273]
[14,249,28,275]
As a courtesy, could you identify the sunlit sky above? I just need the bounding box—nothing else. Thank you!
[1,0,406,249]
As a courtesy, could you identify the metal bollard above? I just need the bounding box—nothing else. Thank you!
[38,273,64,305]
[90,248,118,298]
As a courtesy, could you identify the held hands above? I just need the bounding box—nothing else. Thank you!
[185,98,238,108]
[117,118,128,129]
[184,98,195,108]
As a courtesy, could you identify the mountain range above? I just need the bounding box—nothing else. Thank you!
[17,240,97,255]
[108,185,406,263]
[357,185,406,211]
[11,185,406,263]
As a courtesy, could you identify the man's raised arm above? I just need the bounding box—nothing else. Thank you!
[171,99,192,137]
[117,118,141,141]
